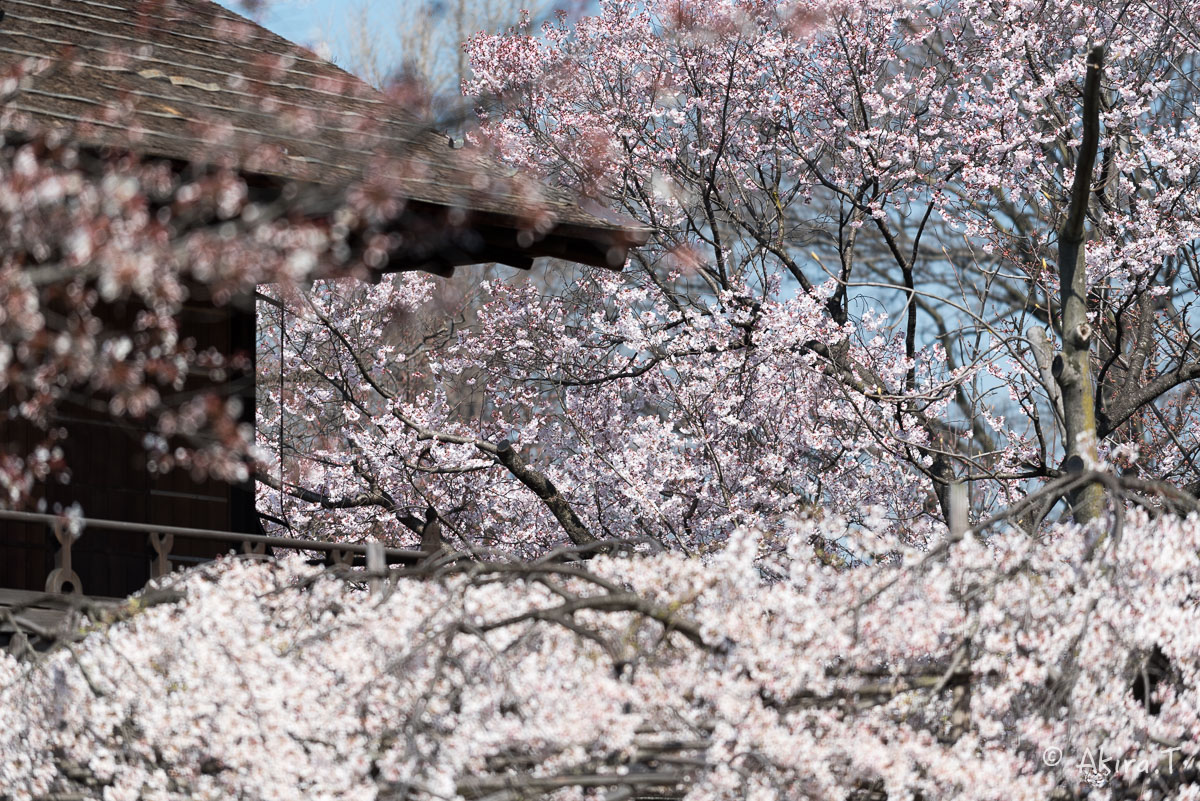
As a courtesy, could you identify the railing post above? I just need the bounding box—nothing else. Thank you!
[149,532,175,580]
[367,541,385,596]
[948,482,969,540]
[45,520,83,595]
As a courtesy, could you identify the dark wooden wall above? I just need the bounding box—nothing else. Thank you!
[1,293,258,598]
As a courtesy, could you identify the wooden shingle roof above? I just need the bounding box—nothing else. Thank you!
[0,0,650,272]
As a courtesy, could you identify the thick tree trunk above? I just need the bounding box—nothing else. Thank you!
[1052,46,1106,523]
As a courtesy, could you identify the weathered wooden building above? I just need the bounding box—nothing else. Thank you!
[0,0,647,606]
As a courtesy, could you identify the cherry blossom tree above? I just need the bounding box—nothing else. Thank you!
[8,0,1200,799]
[6,491,1200,800]
[264,0,1200,553]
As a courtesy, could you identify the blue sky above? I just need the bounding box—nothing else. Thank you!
[216,0,589,83]
[217,0,335,45]
[216,1,387,68]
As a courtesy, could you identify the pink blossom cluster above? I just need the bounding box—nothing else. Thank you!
[0,131,347,503]
[4,510,1200,799]
[258,268,972,551]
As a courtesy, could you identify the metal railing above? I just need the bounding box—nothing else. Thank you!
[0,509,423,595]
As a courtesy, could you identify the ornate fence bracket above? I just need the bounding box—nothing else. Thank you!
[45,520,83,595]
[241,540,268,557]
[149,532,176,580]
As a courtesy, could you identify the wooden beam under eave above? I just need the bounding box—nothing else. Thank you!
[373,211,651,277]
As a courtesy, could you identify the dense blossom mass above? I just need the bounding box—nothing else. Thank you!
[5,509,1200,800]
[262,0,1200,554]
